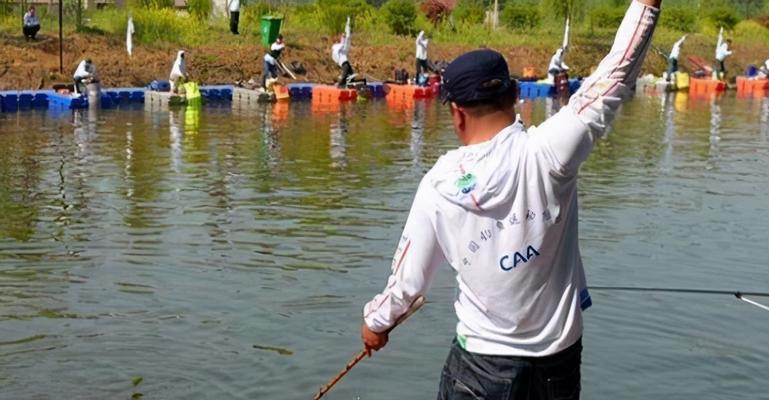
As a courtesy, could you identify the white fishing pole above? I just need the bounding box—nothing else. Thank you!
[589,286,769,313]
[736,294,769,312]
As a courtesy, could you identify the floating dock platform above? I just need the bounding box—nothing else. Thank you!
[689,78,726,96]
[518,79,581,99]
[736,77,769,97]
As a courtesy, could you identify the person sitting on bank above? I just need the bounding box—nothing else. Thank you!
[332,17,354,88]
[415,30,431,85]
[715,27,732,81]
[360,1,661,399]
[23,6,40,41]
[547,47,569,84]
[227,0,240,35]
[73,59,97,95]
[666,34,687,82]
[170,50,187,94]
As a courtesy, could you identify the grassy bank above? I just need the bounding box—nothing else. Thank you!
[2,0,769,90]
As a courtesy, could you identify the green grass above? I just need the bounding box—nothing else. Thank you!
[3,1,769,53]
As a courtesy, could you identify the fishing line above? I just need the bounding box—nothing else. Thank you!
[589,286,769,312]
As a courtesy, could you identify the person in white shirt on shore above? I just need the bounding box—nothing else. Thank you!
[73,59,97,95]
[715,27,732,81]
[332,17,354,88]
[169,50,187,94]
[23,6,40,41]
[227,0,240,35]
[415,30,430,83]
[360,0,662,398]
[666,34,687,82]
[547,47,569,84]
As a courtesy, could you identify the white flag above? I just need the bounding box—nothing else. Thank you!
[127,16,135,57]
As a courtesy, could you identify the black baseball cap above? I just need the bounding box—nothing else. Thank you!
[442,49,516,105]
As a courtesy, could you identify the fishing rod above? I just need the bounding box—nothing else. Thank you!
[589,286,769,312]
[312,295,426,400]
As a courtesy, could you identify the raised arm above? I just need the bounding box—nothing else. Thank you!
[531,0,660,177]
[343,17,351,51]
[717,27,724,48]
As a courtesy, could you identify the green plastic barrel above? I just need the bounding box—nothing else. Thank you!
[260,16,283,47]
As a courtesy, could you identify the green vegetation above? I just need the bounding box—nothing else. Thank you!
[382,0,417,35]
[2,0,769,52]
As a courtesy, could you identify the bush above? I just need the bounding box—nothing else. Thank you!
[452,0,486,25]
[382,0,416,35]
[660,6,696,32]
[187,0,212,21]
[317,0,371,34]
[589,5,624,29]
[501,3,540,30]
[706,6,739,30]
[128,0,174,9]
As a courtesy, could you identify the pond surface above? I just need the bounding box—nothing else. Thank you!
[1,92,768,399]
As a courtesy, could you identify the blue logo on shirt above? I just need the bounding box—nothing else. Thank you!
[499,246,541,271]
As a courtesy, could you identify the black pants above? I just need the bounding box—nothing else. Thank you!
[23,25,40,40]
[74,77,87,95]
[667,58,678,81]
[416,58,430,79]
[230,11,239,35]
[438,338,582,400]
[339,61,354,88]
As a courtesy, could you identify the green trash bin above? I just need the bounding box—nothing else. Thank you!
[260,16,283,47]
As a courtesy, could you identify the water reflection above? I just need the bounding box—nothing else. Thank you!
[410,102,425,167]
[709,96,721,164]
[329,106,348,169]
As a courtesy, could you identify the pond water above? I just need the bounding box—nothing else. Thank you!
[1,92,768,399]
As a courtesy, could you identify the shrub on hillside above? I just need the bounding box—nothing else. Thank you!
[706,6,739,30]
[453,0,486,25]
[128,0,174,9]
[660,6,697,32]
[589,5,624,29]
[318,0,371,34]
[187,0,212,21]
[382,0,417,35]
[501,3,540,30]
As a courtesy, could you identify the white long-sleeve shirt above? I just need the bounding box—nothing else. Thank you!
[170,51,186,79]
[669,35,686,60]
[332,19,351,67]
[228,0,240,12]
[23,11,39,27]
[73,60,95,79]
[715,30,732,61]
[416,30,428,60]
[363,0,659,357]
[548,48,569,73]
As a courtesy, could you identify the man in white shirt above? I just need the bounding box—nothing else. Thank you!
[227,0,240,35]
[666,34,686,82]
[715,27,732,81]
[332,17,353,88]
[23,6,40,41]
[360,0,662,398]
[169,50,187,94]
[415,30,430,83]
[73,59,96,95]
[547,47,569,84]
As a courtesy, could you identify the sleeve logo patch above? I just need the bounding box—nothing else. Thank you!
[455,173,477,194]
